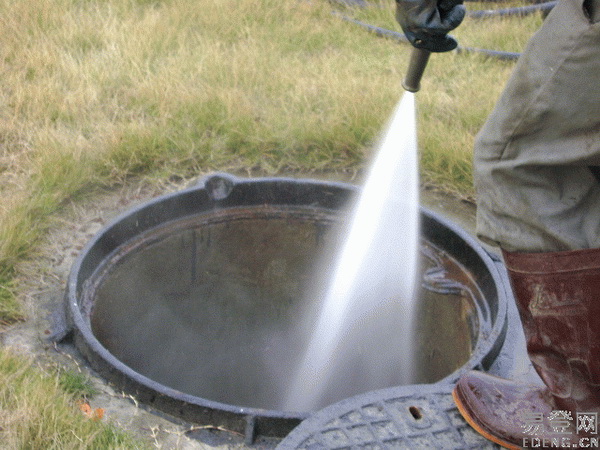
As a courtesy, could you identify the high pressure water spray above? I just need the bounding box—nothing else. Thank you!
[395,0,466,92]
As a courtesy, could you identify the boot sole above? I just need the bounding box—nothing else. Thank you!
[452,385,521,450]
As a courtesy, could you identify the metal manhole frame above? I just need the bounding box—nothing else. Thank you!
[63,173,509,443]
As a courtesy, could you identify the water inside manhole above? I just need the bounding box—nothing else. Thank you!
[66,174,507,440]
[87,206,480,410]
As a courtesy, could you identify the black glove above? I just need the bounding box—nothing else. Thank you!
[395,0,465,52]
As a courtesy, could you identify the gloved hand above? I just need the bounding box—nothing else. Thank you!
[395,0,466,52]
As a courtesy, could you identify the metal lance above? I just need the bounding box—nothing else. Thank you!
[402,47,431,93]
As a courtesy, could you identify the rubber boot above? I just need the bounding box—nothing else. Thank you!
[453,248,600,449]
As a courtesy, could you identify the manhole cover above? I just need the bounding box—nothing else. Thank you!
[277,384,500,449]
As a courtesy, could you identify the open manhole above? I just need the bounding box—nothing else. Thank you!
[64,173,508,443]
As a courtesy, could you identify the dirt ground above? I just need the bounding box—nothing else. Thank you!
[0,174,478,449]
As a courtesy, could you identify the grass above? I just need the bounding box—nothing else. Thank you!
[0,0,544,445]
[0,348,146,448]
[58,369,98,399]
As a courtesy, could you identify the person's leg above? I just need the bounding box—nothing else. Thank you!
[454,248,600,448]
[474,0,600,253]
[453,0,600,447]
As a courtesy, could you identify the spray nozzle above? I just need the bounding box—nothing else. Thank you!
[402,47,432,93]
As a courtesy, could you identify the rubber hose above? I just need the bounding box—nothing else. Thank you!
[467,1,556,18]
[337,14,521,61]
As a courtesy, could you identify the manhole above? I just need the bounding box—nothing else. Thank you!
[64,173,508,443]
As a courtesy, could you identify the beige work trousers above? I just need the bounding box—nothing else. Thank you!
[474,0,600,252]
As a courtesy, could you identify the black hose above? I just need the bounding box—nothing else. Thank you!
[456,46,520,60]
[336,15,411,43]
[337,14,522,61]
[329,0,369,7]
[329,0,556,16]
[467,1,556,18]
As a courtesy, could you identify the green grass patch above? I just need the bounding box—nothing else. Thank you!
[0,348,146,449]
[58,370,98,399]
[0,275,23,324]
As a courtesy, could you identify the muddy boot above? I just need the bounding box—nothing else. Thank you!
[452,248,600,449]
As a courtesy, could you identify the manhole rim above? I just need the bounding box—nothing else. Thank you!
[64,173,509,438]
